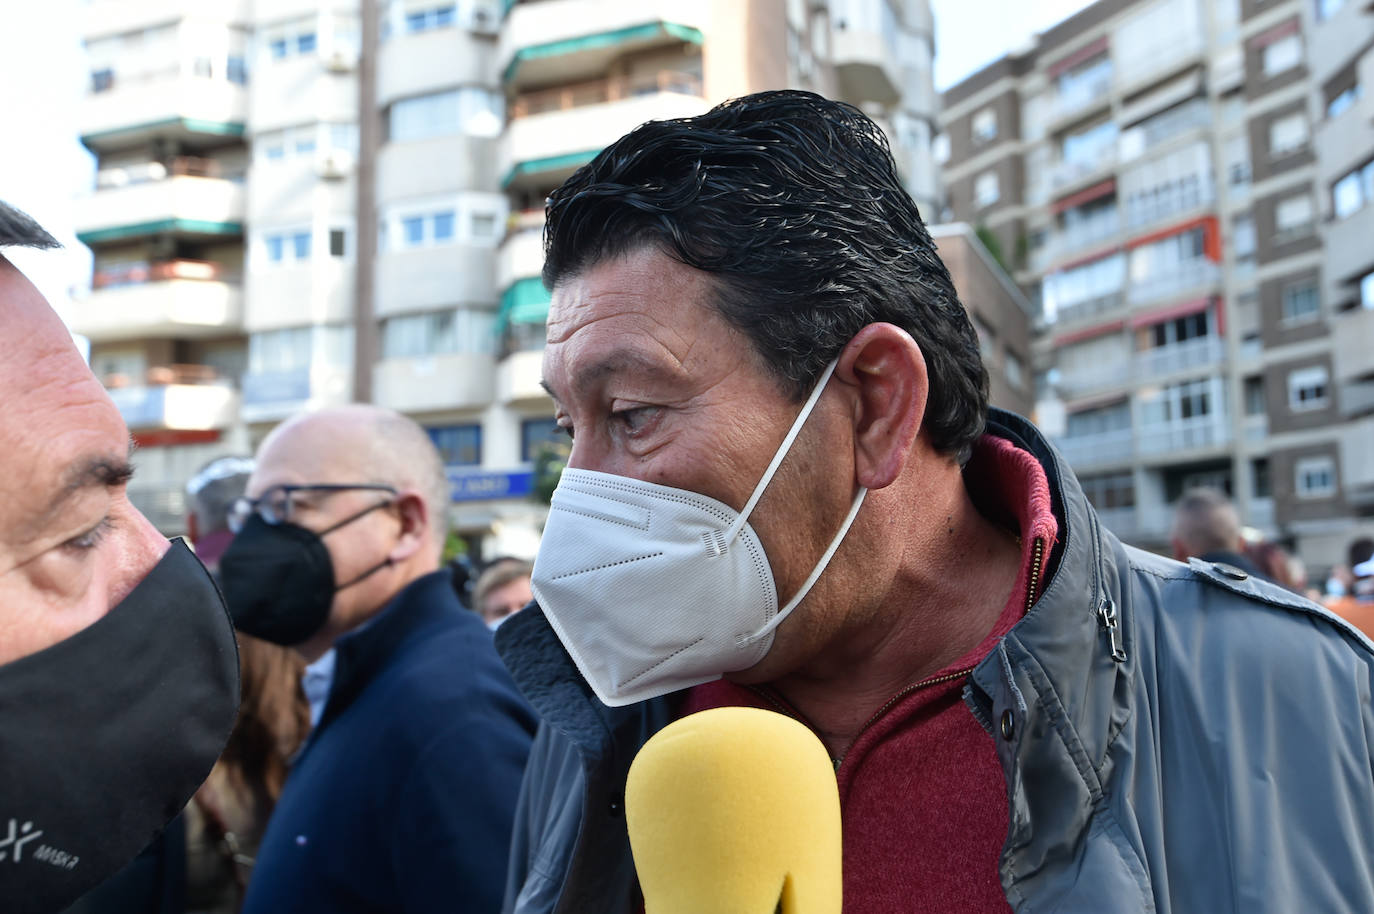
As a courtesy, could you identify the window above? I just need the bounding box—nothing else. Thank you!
[1223,134,1251,191]
[470,211,498,240]
[389,88,503,142]
[402,216,426,246]
[1244,376,1266,415]
[522,418,565,463]
[1252,457,1271,498]
[291,232,311,260]
[1061,121,1119,169]
[1261,33,1303,77]
[1362,271,1374,310]
[1333,160,1374,219]
[296,32,318,54]
[1139,378,1216,424]
[269,37,289,59]
[247,326,352,374]
[1120,139,1213,228]
[432,212,455,242]
[1268,112,1308,158]
[90,68,114,92]
[1056,54,1112,109]
[1128,226,1207,284]
[1316,0,1345,20]
[1295,456,1337,498]
[1274,193,1315,239]
[260,229,313,266]
[1232,215,1256,272]
[382,308,494,358]
[258,124,354,164]
[227,55,247,84]
[329,228,348,258]
[1148,309,1212,348]
[428,424,481,467]
[383,194,508,250]
[1280,280,1319,324]
[972,107,997,144]
[932,133,950,165]
[1067,402,1132,437]
[1327,85,1360,119]
[974,171,1000,208]
[264,21,320,61]
[1043,253,1127,323]
[1287,366,1329,411]
[404,5,458,33]
[1005,350,1025,389]
[1080,472,1136,509]
[265,235,284,263]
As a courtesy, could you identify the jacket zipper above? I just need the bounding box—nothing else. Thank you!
[1025,536,1046,611]
[1087,509,1127,663]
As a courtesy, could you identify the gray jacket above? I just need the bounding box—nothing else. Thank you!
[496,409,1374,912]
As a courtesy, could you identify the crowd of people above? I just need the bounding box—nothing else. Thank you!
[3,89,1374,914]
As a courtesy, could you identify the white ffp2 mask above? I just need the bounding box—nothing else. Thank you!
[530,359,867,707]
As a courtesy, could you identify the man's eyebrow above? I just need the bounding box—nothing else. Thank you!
[545,352,681,401]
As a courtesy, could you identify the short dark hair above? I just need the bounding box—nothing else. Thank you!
[1349,538,1374,569]
[0,201,59,250]
[542,90,988,465]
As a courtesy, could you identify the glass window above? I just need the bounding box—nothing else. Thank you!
[932,133,950,164]
[1281,280,1320,323]
[296,32,317,54]
[263,143,285,161]
[1362,271,1374,309]
[1333,161,1374,219]
[1295,456,1336,497]
[1005,350,1024,389]
[1316,0,1345,20]
[1244,376,1265,415]
[1327,85,1360,119]
[269,38,289,59]
[1268,112,1308,158]
[1274,194,1314,236]
[227,55,247,84]
[389,88,504,142]
[329,228,347,258]
[1262,34,1302,77]
[428,425,481,467]
[1288,366,1329,410]
[405,10,428,31]
[1066,402,1132,437]
[1080,472,1135,509]
[972,107,997,144]
[1061,121,1119,168]
[265,235,284,263]
[522,418,565,463]
[974,171,1000,207]
[434,5,457,26]
[402,216,425,246]
[294,134,317,155]
[432,211,455,242]
[470,211,498,240]
[292,231,312,260]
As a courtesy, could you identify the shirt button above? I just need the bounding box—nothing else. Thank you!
[608,793,624,817]
[1000,709,1016,741]
[1213,563,1249,581]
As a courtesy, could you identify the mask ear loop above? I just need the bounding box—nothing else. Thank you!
[724,358,843,544]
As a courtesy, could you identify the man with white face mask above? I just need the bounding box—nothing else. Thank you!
[496,92,1374,914]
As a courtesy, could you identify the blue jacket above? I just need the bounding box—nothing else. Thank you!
[243,571,538,914]
[496,409,1374,913]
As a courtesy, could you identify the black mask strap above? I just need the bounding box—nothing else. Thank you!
[318,498,394,537]
[334,555,394,593]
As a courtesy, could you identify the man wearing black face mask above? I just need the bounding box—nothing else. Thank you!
[220,404,537,914]
[0,202,240,914]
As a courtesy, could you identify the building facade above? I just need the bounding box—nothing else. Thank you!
[71,0,950,559]
[939,0,1374,570]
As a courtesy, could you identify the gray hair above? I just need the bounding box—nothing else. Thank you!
[0,201,59,250]
[1171,488,1241,557]
[186,456,255,534]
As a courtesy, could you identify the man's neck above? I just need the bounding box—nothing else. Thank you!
[767,481,1026,760]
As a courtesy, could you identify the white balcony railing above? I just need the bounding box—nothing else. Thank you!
[1057,360,1132,397]
[1050,146,1118,190]
[1134,336,1225,379]
[1054,428,1135,467]
[1127,260,1220,305]
[1054,291,1127,326]
[1046,70,1112,125]
[1137,415,1230,454]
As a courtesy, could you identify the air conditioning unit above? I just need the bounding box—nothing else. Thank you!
[470,4,499,35]
[322,47,358,72]
[315,150,355,179]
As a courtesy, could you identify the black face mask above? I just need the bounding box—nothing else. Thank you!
[219,503,393,647]
[0,539,240,914]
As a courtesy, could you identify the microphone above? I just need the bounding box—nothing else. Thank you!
[625,707,842,914]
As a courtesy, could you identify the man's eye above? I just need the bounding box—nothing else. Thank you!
[554,422,574,440]
[612,407,661,434]
[63,517,114,552]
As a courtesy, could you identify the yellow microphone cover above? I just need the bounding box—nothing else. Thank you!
[625,707,842,914]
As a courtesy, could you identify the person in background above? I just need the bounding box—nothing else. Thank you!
[0,200,238,913]
[473,558,534,629]
[1170,487,1268,580]
[219,405,537,914]
[1244,539,1304,594]
[1326,538,1374,641]
[183,456,309,914]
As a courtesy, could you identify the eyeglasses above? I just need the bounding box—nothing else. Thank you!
[227,484,398,534]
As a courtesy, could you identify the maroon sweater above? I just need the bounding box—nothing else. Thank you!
[681,435,1059,912]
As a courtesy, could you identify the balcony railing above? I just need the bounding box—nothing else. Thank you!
[1058,360,1132,397]
[1127,260,1220,305]
[1055,290,1126,326]
[1134,336,1225,379]
[1137,415,1230,454]
[510,70,703,119]
[1044,218,1121,263]
[1051,146,1117,190]
[1054,427,1135,467]
[1047,70,1112,124]
[92,258,238,290]
[94,155,244,190]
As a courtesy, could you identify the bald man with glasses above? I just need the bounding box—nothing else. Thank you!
[219,405,537,914]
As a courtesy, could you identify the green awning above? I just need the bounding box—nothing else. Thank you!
[80,116,245,151]
[77,218,243,246]
[502,0,517,15]
[500,149,598,190]
[504,21,705,84]
[498,278,552,330]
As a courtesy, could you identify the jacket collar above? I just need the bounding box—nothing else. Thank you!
[309,570,460,740]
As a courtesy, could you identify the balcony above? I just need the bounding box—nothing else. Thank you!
[240,363,352,424]
[1057,360,1132,399]
[1043,219,1121,265]
[1209,46,1245,95]
[81,0,250,40]
[1054,428,1135,468]
[831,9,902,106]
[1054,291,1126,327]
[1309,1,1374,88]
[1126,260,1220,306]
[377,134,494,201]
[80,69,247,153]
[499,72,710,191]
[244,259,354,332]
[378,22,494,110]
[75,162,245,247]
[1335,306,1374,394]
[107,379,239,433]
[500,0,707,89]
[1324,205,1374,310]
[1050,147,1117,193]
[1134,336,1224,380]
[1137,415,1230,457]
[495,350,548,406]
[248,54,357,136]
[65,260,242,343]
[375,245,498,319]
[1045,71,1112,128]
[374,353,498,414]
[1243,413,1269,443]
[1314,105,1374,198]
[496,211,546,292]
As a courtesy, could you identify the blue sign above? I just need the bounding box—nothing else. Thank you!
[446,469,534,503]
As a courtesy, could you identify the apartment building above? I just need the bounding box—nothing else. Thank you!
[71,0,947,558]
[938,0,1374,569]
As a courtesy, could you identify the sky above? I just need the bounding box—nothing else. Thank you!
[0,0,1096,309]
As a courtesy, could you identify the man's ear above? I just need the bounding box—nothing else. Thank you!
[387,491,430,564]
[836,323,928,490]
